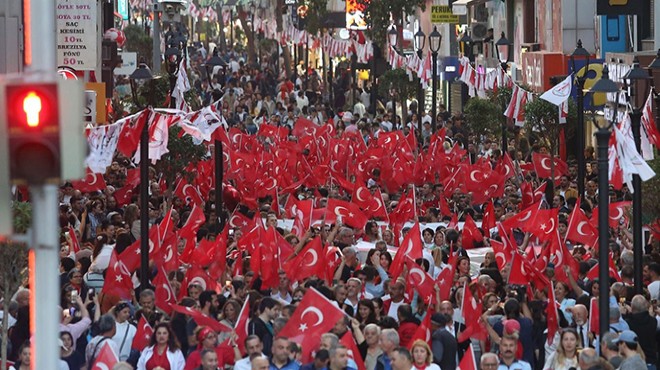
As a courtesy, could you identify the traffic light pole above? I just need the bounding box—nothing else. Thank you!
[25,0,60,365]
[30,185,60,370]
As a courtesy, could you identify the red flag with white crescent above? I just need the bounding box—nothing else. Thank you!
[132,316,154,351]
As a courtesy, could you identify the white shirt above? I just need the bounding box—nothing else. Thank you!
[649,280,660,300]
[387,299,405,320]
[112,320,137,361]
[235,354,266,370]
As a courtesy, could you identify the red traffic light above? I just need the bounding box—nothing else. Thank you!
[6,84,59,132]
[3,82,61,184]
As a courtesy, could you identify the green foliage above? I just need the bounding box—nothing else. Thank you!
[463,97,502,136]
[377,68,418,101]
[642,159,660,223]
[123,25,153,67]
[154,125,209,194]
[300,0,327,35]
[489,86,512,121]
[524,97,578,150]
[358,0,425,48]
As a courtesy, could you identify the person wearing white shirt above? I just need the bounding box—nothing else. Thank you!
[111,302,137,362]
[234,336,266,370]
[646,262,660,300]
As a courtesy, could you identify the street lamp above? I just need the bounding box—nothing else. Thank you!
[495,32,511,152]
[623,57,651,295]
[429,26,442,132]
[649,49,660,132]
[204,50,226,228]
[414,26,426,136]
[388,25,398,118]
[129,63,156,292]
[586,65,620,338]
[459,32,473,62]
[570,40,591,198]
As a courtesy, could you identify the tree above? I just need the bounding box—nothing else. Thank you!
[358,0,425,48]
[1,202,30,370]
[300,0,327,36]
[463,97,502,136]
[123,25,154,67]
[377,69,417,107]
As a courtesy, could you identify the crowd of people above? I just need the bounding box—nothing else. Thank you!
[2,45,660,370]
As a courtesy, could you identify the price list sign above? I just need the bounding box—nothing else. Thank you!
[56,0,97,70]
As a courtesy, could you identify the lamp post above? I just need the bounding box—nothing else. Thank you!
[459,32,473,62]
[204,50,227,229]
[586,65,619,338]
[495,32,511,153]
[649,49,660,135]
[388,26,398,118]
[570,40,590,199]
[414,27,426,136]
[429,26,442,132]
[623,58,651,295]
[129,63,156,291]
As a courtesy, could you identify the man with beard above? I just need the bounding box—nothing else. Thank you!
[498,334,531,370]
[187,291,220,347]
[235,336,266,370]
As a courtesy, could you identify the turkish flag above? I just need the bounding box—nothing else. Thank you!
[507,252,528,285]
[520,181,535,209]
[566,199,598,248]
[525,208,559,241]
[532,152,568,180]
[408,309,432,349]
[495,152,516,180]
[586,253,621,282]
[174,177,204,207]
[284,236,325,282]
[591,201,632,229]
[153,231,180,273]
[341,332,366,370]
[113,184,134,207]
[67,227,81,254]
[550,231,580,284]
[132,316,154,351]
[352,185,374,211]
[457,344,478,370]
[71,169,107,193]
[546,282,560,345]
[405,258,436,304]
[481,201,496,238]
[228,209,254,233]
[170,304,232,333]
[292,117,319,137]
[326,198,369,229]
[461,214,483,249]
[490,238,512,270]
[117,109,149,157]
[290,199,313,238]
[500,202,540,233]
[233,296,251,355]
[277,288,346,362]
[458,282,487,342]
[179,204,206,240]
[153,268,176,315]
[366,187,390,222]
[91,341,118,370]
[589,297,600,336]
[435,247,457,301]
[389,222,423,279]
[389,190,415,228]
[101,250,134,300]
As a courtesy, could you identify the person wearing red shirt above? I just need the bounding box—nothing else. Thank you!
[185,326,237,370]
[137,322,185,370]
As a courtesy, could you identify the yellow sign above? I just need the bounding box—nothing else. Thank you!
[431,5,459,23]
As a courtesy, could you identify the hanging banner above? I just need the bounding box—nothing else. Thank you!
[56,0,98,70]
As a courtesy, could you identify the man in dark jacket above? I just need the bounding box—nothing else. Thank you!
[248,297,281,357]
[430,313,457,370]
[493,298,535,368]
[623,295,657,368]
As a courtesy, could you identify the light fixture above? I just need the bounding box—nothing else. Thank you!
[429,26,441,54]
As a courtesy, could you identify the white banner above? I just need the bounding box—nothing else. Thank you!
[56,0,98,70]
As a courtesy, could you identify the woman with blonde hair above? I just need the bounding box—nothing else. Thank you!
[543,328,579,370]
[410,340,440,370]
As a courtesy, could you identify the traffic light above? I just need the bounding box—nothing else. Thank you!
[0,76,86,185]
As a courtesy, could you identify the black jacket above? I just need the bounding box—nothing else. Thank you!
[431,328,457,370]
[624,311,658,365]
[248,317,274,357]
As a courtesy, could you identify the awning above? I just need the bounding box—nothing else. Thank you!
[451,0,491,16]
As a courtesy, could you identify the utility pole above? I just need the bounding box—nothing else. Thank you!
[152,1,161,73]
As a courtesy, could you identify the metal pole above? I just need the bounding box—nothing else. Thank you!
[630,108,643,294]
[595,128,611,337]
[328,59,334,108]
[152,5,161,73]
[501,62,509,153]
[576,75,586,198]
[140,109,151,291]
[351,54,357,109]
[431,51,438,132]
[230,9,234,49]
[215,139,225,230]
[30,185,60,370]
[417,49,424,136]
